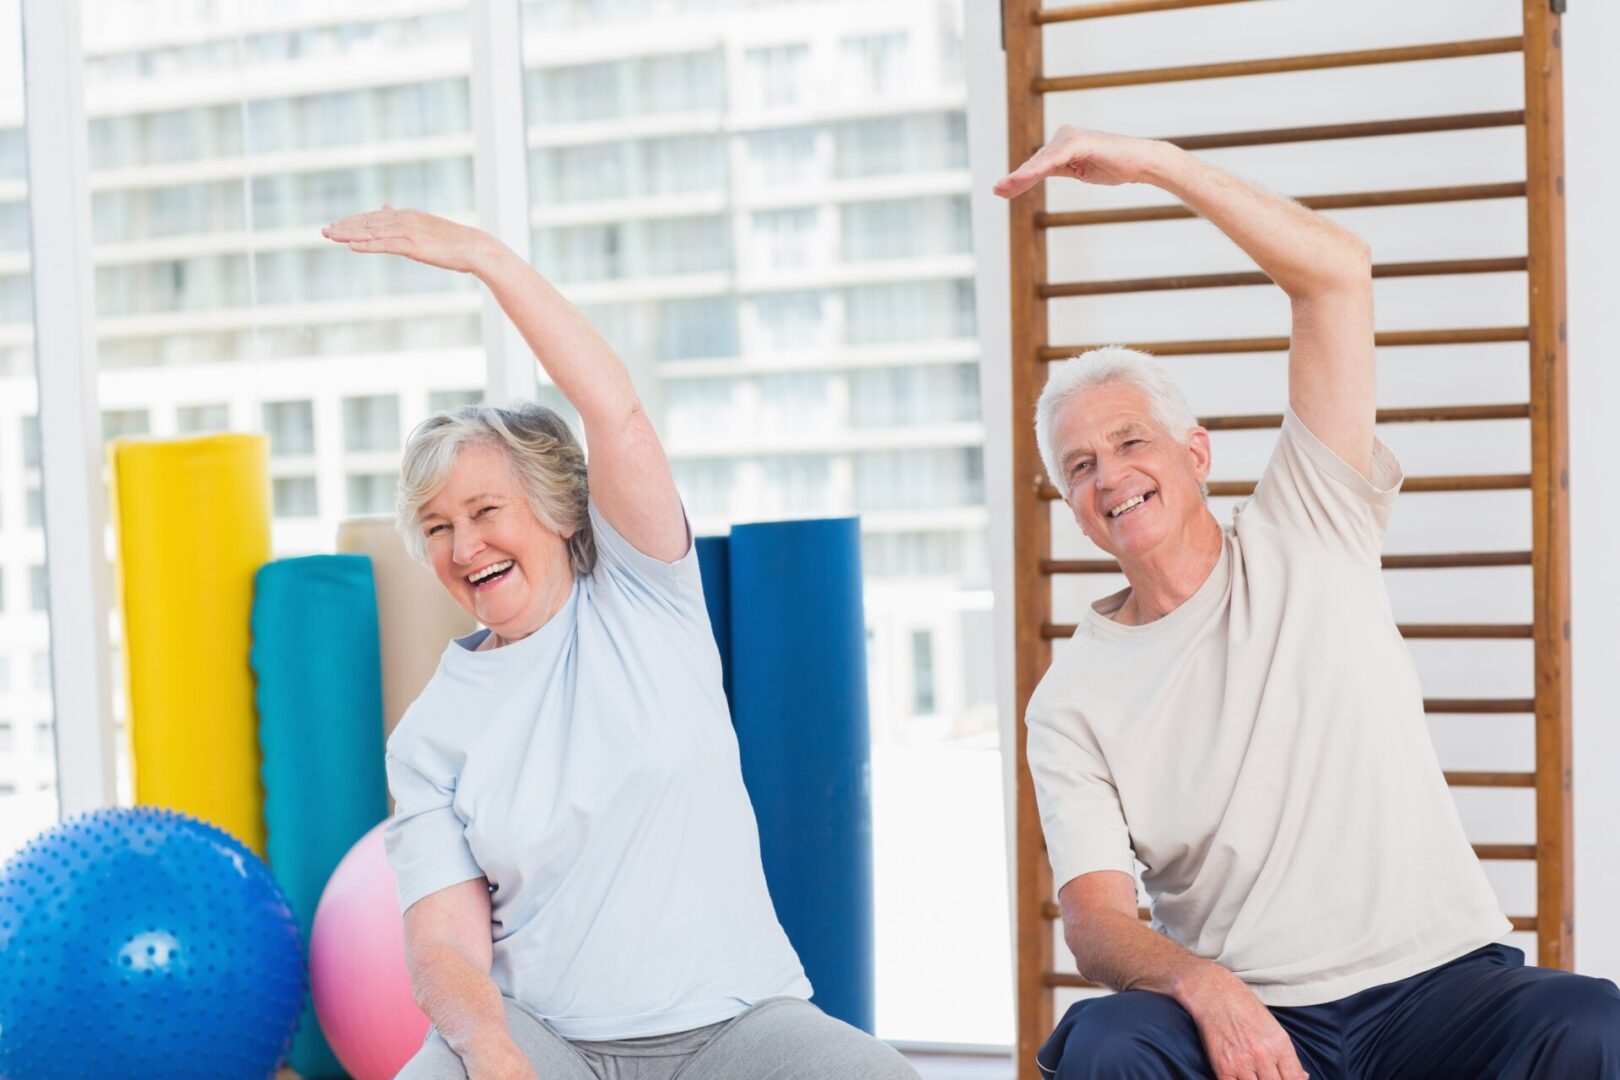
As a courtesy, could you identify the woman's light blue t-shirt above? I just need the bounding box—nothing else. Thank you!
[383,503,812,1040]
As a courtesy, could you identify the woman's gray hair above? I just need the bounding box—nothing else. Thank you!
[396,402,596,575]
[1035,346,1200,492]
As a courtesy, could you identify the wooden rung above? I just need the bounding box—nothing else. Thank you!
[1040,902,1153,921]
[1037,901,1537,929]
[1400,623,1532,639]
[1038,182,1528,228]
[1474,844,1537,860]
[1040,257,1527,298]
[1445,771,1537,787]
[1039,326,1530,360]
[1037,473,1531,500]
[1037,37,1523,94]
[1046,973,1105,989]
[1035,0,1260,24]
[1202,403,1529,431]
[1042,550,1532,574]
[1425,698,1534,713]
[1043,622,1531,640]
[1164,110,1524,152]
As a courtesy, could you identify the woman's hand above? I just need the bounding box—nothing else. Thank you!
[464,1043,540,1080]
[993,125,1168,199]
[322,205,498,275]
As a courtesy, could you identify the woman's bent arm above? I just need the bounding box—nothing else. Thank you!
[403,876,537,1080]
[323,208,687,561]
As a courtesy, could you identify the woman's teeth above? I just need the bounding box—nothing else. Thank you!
[467,560,514,585]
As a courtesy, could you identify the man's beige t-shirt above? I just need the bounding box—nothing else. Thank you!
[1026,408,1509,1007]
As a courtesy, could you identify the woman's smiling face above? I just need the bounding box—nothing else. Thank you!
[419,442,574,642]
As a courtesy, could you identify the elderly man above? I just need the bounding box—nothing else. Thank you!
[994,129,1620,1079]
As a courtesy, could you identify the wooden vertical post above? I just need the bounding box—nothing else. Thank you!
[1003,1,1055,1075]
[1521,0,1574,972]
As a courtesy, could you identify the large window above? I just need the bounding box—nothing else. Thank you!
[522,0,1003,1046]
[8,0,1008,1050]
[0,0,58,862]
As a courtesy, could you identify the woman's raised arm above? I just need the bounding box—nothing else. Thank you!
[323,207,688,561]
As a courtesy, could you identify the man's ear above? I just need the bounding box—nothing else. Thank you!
[1186,426,1213,483]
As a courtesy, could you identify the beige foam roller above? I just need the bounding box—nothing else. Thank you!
[336,516,475,740]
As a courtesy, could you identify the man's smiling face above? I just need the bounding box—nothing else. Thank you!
[1053,380,1212,562]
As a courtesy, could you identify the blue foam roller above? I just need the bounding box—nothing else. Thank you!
[695,534,732,709]
[727,517,874,1033]
[252,554,389,1078]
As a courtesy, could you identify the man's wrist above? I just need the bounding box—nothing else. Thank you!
[1137,139,1192,191]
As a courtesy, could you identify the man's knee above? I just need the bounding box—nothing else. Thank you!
[1045,992,1204,1080]
[1541,976,1620,1065]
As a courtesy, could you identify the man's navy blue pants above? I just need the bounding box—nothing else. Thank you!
[1038,945,1620,1078]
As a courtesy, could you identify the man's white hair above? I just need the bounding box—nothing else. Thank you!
[1035,346,1199,491]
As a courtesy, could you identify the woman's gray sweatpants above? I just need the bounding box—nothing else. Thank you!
[394,996,920,1080]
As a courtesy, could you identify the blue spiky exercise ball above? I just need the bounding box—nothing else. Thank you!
[0,807,305,1079]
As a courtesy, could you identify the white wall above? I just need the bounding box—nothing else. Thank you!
[966,0,1620,985]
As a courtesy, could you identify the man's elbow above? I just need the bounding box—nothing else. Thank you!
[1307,231,1373,295]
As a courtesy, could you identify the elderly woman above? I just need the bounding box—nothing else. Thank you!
[321,208,915,1080]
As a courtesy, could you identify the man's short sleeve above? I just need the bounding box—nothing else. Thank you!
[1026,701,1137,891]
[384,751,484,913]
[1243,407,1403,565]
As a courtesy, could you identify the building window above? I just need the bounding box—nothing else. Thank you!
[101,408,150,442]
[751,208,817,271]
[25,486,42,529]
[262,400,316,456]
[346,473,397,515]
[176,403,230,433]
[343,395,401,453]
[29,566,47,613]
[34,721,51,755]
[20,415,40,469]
[744,127,816,188]
[658,297,738,362]
[0,723,12,754]
[910,629,936,715]
[428,389,481,414]
[744,44,809,109]
[272,476,320,519]
[31,650,49,692]
[840,32,908,98]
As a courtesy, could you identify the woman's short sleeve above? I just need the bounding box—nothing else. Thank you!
[384,751,485,913]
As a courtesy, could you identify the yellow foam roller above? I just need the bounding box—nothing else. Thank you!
[112,433,271,854]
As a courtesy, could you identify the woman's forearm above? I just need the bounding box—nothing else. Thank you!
[409,941,524,1066]
[471,240,639,431]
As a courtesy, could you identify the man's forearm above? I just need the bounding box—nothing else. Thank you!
[1068,908,1230,1008]
[1139,141,1370,300]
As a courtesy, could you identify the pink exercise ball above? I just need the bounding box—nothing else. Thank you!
[310,822,432,1079]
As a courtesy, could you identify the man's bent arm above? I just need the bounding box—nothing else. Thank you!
[1060,870,1307,1080]
[1141,141,1376,478]
[996,128,1376,477]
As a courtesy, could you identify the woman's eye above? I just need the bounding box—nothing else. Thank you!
[475,505,497,518]
[426,523,448,537]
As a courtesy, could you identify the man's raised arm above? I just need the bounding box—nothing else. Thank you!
[996,127,1376,477]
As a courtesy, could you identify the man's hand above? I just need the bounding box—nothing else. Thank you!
[993,125,1166,199]
[1177,964,1309,1080]
[322,205,498,275]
